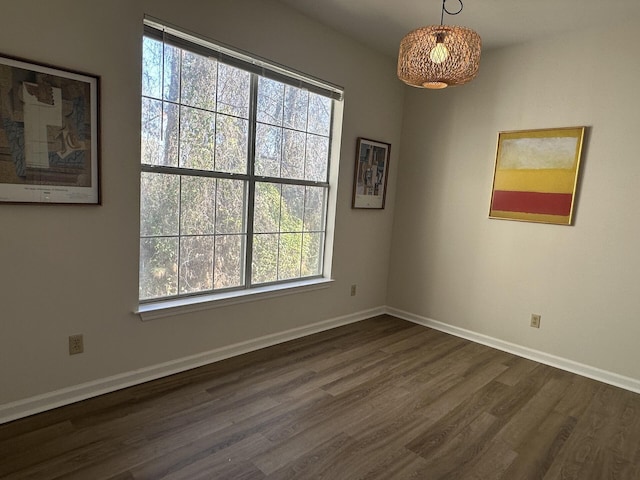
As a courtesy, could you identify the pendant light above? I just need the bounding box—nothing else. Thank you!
[398,0,481,89]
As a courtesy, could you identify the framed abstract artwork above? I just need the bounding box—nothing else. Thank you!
[0,54,100,204]
[489,127,586,225]
[352,137,391,209]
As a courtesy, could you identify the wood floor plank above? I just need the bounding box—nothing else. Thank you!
[318,410,431,479]
[131,432,271,480]
[587,447,639,480]
[459,437,518,480]
[500,411,576,479]
[496,369,572,449]
[406,380,509,457]
[2,315,640,480]
[404,357,509,425]
[494,356,540,386]
[412,411,499,478]
[353,447,431,480]
[0,420,74,456]
[259,432,353,478]
[394,335,469,384]
[274,349,393,402]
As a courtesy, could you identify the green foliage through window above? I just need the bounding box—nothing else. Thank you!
[139,26,336,301]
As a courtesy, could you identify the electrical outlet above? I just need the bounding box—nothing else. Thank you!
[350,284,357,296]
[69,334,84,355]
[530,314,541,329]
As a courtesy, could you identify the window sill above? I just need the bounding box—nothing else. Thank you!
[136,278,334,321]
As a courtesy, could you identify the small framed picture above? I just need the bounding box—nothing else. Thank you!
[352,137,391,209]
[489,127,585,225]
[0,54,100,204]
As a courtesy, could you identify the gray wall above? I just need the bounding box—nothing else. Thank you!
[0,0,404,409]
[3,0,640,419]
[388,20,640,380]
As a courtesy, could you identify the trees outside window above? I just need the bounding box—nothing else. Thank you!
[139,24,339,302]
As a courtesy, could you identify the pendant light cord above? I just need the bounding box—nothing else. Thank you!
[440,0,464,25]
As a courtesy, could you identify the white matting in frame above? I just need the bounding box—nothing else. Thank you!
[0,54,100,204]
[352,137,391,209]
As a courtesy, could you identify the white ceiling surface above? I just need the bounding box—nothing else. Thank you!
[277,0,640,57]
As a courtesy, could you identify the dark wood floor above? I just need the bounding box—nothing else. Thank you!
[2,315,640,479]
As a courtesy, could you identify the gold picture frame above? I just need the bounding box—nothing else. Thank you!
[489,127,586,225]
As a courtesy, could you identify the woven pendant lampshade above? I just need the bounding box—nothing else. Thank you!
[397,1,481,89]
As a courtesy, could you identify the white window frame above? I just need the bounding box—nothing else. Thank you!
[137,18,343,320]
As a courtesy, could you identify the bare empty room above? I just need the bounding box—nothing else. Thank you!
[1,0,640,478]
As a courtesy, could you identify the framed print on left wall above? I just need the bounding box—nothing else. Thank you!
[352,137,391,209]
[0,54,100,204]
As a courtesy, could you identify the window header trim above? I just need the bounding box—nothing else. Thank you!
[143,17,344,101]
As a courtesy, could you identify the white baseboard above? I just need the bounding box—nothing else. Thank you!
[386,306,640,395]
[0,306,385,424]
[5,305,639,425]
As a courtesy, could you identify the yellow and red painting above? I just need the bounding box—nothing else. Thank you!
[489,127,585,225]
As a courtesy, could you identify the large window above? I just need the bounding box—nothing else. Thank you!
[139,21,342,303]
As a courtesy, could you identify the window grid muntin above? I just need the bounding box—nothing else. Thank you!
[249,181,327,286]
[254,78,332,184]
[140,32,333,303]
[142,38,252,174]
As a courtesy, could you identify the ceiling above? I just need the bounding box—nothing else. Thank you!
[276,0,640,57]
